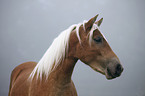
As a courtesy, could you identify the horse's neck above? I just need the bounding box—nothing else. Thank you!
[30,57,78,96]
[48,57,78,85]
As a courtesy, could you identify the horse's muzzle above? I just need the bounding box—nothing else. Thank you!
[105,58,124,80]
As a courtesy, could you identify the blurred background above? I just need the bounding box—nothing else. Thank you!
[0,0,145,96]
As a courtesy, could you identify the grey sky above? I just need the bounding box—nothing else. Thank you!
[0,0,145,96]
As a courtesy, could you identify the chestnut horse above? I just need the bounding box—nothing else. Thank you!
[9,15,123,96]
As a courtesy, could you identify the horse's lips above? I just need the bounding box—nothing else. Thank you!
[88,62,123,80]
[105,68,123,80]
[105,68,116,80]
[91,67,116,80]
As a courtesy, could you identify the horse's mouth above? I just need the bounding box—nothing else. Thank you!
[105,68,117,80]
[88,61,123,80]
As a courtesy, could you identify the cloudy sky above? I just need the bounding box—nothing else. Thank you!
[0,0,145,96]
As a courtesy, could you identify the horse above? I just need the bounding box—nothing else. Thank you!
[9,14,123,96]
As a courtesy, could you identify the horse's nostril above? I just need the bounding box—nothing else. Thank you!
[116,64,122,71]
[114,64,123,77]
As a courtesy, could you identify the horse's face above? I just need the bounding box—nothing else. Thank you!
[75,15,123,80]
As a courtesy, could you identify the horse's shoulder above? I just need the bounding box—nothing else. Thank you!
[10,62,37,83]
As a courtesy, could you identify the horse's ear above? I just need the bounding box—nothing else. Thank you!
[85,14,99,32]
[95,18,103,27]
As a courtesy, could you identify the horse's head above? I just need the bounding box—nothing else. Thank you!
[73,15,123,80]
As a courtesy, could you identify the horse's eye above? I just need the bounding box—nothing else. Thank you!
[93,36,103,43]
